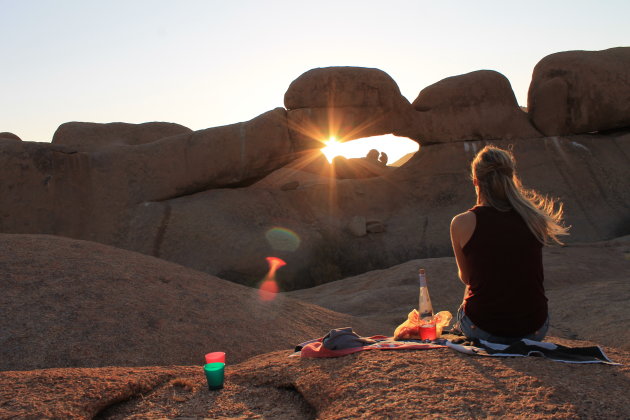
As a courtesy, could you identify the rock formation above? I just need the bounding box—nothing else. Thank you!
[119,132,630,290]
[0,132,21,141]
[284,67,414,148]
[1,49,629,290]
[406,70,541,143]
[528,47,630,135]
[0,233,388,371]
[52,121,193,150]
[0,108,297,243]
[2,236,629,418]
[3,345,630,419]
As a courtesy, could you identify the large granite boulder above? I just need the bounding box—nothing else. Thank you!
[528,47,630,136]
[0,108,296,243]
[284,67,415,149]
[404,70,541,143]
[52,121,193,150]
[122,130,630,289]
[285,66,407,109]
[0,132,21,141]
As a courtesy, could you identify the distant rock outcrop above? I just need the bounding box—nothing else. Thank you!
[528,47,630,135]
[0,132,21,141]
[52,121,193,150]
[405,70,541,143]
[284,67,414,149]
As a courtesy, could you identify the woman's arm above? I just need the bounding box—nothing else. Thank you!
[450,211,476,286]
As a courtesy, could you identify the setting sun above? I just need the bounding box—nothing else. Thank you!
[320,134,419,165]
[320,136,345,163]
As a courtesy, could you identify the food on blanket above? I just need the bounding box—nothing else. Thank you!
[418,268,434,322]
[394,310,452,340]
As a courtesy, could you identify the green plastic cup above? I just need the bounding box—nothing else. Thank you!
[204,362,225,390]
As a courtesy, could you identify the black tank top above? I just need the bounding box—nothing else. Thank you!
[463,206,547,337]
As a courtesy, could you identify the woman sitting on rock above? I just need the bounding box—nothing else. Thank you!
[450,145,569,344]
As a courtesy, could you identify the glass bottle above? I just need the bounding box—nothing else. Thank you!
[418,268,434,322]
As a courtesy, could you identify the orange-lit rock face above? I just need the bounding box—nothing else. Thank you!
[528,47,630,136]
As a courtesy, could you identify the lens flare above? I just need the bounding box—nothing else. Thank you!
[258,256,286,301]
[265,227,301,252]
[320,137,344,163]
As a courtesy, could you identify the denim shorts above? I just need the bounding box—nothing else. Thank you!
[455,305,549,344]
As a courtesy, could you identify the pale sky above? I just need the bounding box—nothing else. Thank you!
[1,0,628,162]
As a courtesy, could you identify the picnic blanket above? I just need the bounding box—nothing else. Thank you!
[293,327,445,358]
[446,337,620,365]
[294,328,619,364]
[294,336,446,358]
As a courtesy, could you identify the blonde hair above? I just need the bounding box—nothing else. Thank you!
[472,145,569,245]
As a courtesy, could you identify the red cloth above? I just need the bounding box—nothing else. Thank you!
[299,336,445,358]
[463,206,547,337]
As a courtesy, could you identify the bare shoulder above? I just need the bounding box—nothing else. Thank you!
[451,211,476,230]
[451,211,476,247]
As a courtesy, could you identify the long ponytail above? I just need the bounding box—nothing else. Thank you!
[472,146,569,245]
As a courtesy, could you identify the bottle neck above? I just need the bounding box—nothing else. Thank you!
[419,274,427,287]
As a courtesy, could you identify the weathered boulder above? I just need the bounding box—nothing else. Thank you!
[0,233,387,370]
[122,131,630,289]
[89,107,295,205]
[285,66,407,109]
[284,67,415,148]
[404,70,541,143]
[2,123,629,290]
[0,108,296,243]
[52,121,193,150]
[0,132,21,141]
[528,47,630,136]
[0,142,93,238]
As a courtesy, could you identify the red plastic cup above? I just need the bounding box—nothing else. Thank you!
[419,323,437,340]
[205,352,226,364]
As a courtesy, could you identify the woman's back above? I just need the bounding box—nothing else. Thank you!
[463,205,547,337]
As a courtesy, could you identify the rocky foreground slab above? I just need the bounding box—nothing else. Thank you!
[0,234,628,418]
[0,234,388,371]
[1,342,628,419]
